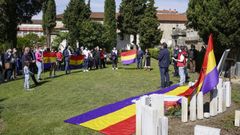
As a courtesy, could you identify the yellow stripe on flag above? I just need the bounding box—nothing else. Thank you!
[80,104,136,131]
[206,50,216,74]
[43,57,56,63]
[165,86,189,96]
[121,54,136,61]
[70,60,83,65]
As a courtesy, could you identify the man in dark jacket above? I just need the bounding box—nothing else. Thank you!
[137,47,144,69]
[63,45,71,74]
[158,43,170,88]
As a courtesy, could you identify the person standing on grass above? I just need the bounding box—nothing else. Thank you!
[111,47,118,70]
[173,45,179,76]
[49,48,57,78]
[23,61,33,90]
[63,45,71,74]
[189,44,197,73]
[83,47,89,72]
[173,46,187,86]
[137,47,144,69]
[158,43,170,88]
[35,45,43,81]
[56,48,63,71]
[4,49,13,81]
[144,49,151,71]
[22,47,38,86]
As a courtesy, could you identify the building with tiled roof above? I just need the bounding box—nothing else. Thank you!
[18,10,201,49]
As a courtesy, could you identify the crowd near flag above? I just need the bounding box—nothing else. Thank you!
[121,50,137,65]
[43,52,57,69]
[179,34,219,96]
[43,53,84,70]
[64,34,219,135]
[69,55,84,69]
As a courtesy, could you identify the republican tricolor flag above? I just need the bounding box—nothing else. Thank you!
[179,34,219,96]
[121,50,137,65]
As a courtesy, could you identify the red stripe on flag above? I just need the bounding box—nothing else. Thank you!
[100,115,136,135]
[121,50,137,57]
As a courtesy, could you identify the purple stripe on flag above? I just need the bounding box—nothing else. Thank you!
[122,59,136,65]
[64,84,178,125]
[44,63,52,70]
[202,68,219,94]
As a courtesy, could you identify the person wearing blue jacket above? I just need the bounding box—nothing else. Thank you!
[63,45,71,74]
[158,42,170,88]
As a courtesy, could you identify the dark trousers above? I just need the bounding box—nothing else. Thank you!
[112,59,118,68]
[95,58,101,69]
[65,61,70,74]
[100,59,105,68]
[30,73,38,85]
[173,61,179,76]
[160,67,170,88]
[137,58,143,69]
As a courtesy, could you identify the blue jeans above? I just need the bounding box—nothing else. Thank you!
[159,67,169,88]
[36,61,42,80]
[65,61,70,74]
[137,58,143,69]
[179,67,186,85]
[84,59,89,70]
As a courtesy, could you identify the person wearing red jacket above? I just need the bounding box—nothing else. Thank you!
[56,49,63,71]
[173,46,187,85]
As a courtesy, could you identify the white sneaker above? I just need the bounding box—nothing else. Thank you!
[116,68,118,70]
[83,70,86,72]
[112,68,114,70]
[86,70,89,72]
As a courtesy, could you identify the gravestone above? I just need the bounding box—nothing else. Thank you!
[181,97,188,122]
[235,110,240,127]
[194,125,221,135]
[210,89,218,116]
[197,91,203,119]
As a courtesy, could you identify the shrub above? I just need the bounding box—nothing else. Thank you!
[148,48,159,60]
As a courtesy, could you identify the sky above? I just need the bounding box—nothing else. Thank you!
[33,0,189,19]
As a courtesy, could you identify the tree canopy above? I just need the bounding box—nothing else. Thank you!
[118,0,146,45]
[103,0,117,50]
[187,0,240,58]
[63,0,91,47]
[42,0,56,48]
[0,0,44,48]
[139,0,161,49]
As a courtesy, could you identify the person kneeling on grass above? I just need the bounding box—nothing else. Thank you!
[23,61,33,91]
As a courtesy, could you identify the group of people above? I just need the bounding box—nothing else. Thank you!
[136,48,151,70]
[158,42,205,88]
[0,42,204,91]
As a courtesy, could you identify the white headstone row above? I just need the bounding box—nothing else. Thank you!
[136,94,168,135]
[181,78,232,123]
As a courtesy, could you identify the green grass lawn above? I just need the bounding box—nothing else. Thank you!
[0,59,197,135]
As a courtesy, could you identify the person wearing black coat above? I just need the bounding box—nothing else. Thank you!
[158,43,170,88]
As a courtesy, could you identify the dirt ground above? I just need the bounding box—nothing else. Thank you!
[169,81,240,135]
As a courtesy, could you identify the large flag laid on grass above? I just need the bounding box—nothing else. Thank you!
[65,34,219,135]
[121,50,137,65]
[179,34,219,96]
[64,85,190,135]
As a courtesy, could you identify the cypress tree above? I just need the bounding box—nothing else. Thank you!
[118,0,146,46]
[63,0,91,46]
[42,0,56,48]
[103,0,116,50]
[139,0,161,49]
